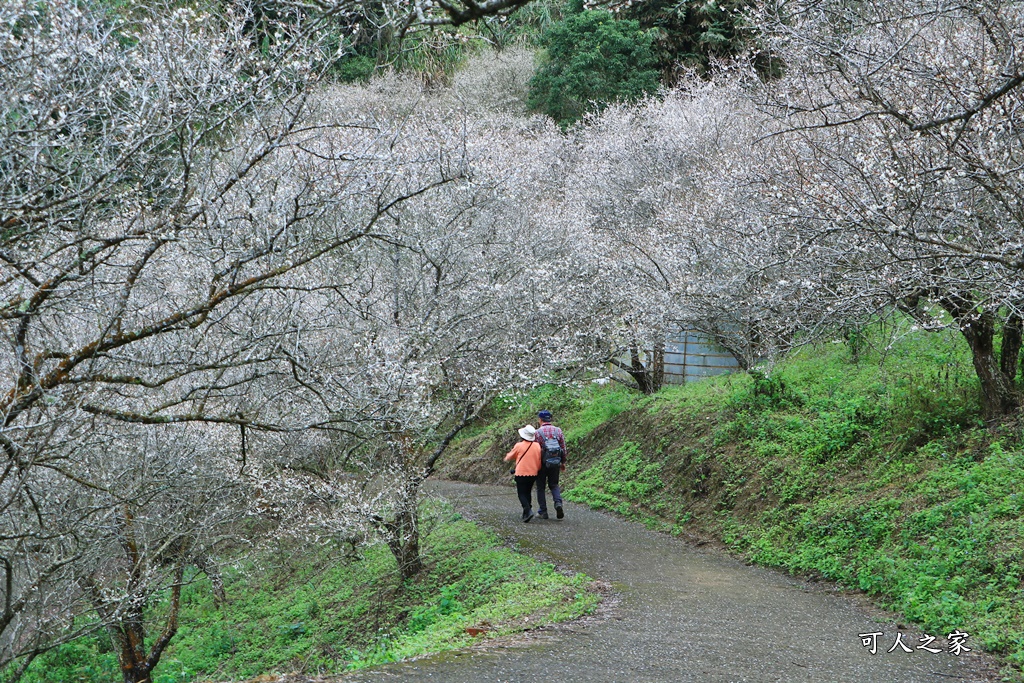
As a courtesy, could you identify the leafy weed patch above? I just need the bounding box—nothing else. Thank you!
[19,503,599,682]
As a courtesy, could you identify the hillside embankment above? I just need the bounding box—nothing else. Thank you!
[436,327,1024,680]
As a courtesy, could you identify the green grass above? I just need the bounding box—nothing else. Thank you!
[565,441,664,518]
[449,320,1024,679]
[458,381,646,449]
[19,502,599,683]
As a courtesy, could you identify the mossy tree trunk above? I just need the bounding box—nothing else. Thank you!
[384,475,424,581]
[610,341,665,394]
[86,510,185,683]
[937,294,1022,419]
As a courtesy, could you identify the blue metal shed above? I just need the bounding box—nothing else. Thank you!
[611,328,742,386]
[663,329,742,384]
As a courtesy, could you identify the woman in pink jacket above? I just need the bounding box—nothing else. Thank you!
[504,425,541,522]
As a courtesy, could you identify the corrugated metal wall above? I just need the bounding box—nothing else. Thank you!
[663,329,741,384]
[613,329,741,386]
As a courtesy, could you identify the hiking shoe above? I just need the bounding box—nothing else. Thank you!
[538,512,549,520]
[555,505,564,519]
[522,510,534,523]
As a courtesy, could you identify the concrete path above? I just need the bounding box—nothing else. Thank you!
[338,481,1000,683]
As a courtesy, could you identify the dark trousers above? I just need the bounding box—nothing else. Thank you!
[536,465,562,514]
[515,475,537,512]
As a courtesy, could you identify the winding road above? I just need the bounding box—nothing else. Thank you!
[337,481,999,683]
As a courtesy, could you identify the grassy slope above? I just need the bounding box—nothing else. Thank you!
[22,502,598,683]
[442,326,1024,678]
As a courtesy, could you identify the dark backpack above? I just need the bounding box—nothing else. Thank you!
[539,431,563,468]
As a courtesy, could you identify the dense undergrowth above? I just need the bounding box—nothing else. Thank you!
[21,502,597,683]
[441,322,1024,680]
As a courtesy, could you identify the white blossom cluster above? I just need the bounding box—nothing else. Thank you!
[751,0,1024,416]
[0,7,627,667]
[0,2,569,675]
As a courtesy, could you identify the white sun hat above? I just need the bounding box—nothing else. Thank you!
[518,424,536,441]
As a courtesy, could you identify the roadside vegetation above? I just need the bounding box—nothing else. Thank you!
[19,501,598,683]
[442,319,1024,679]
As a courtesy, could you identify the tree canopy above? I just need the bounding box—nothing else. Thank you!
[527,9,661,125]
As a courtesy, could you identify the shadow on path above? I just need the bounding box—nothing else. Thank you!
[336,481,1000,683]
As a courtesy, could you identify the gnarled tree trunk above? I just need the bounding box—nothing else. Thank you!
[1000,312,1022,387]
[610,342,665,394]
[939,296,1022,419]
[385,494,423,581]
[86,509,186,683]
[88,561,183,683]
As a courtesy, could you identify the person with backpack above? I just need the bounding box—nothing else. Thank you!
[534,410,566,519]
[504,424,542,522]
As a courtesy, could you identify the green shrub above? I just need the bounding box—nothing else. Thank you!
[333,55,376,82]
[618,0,777,78]
[527,10,660,126]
